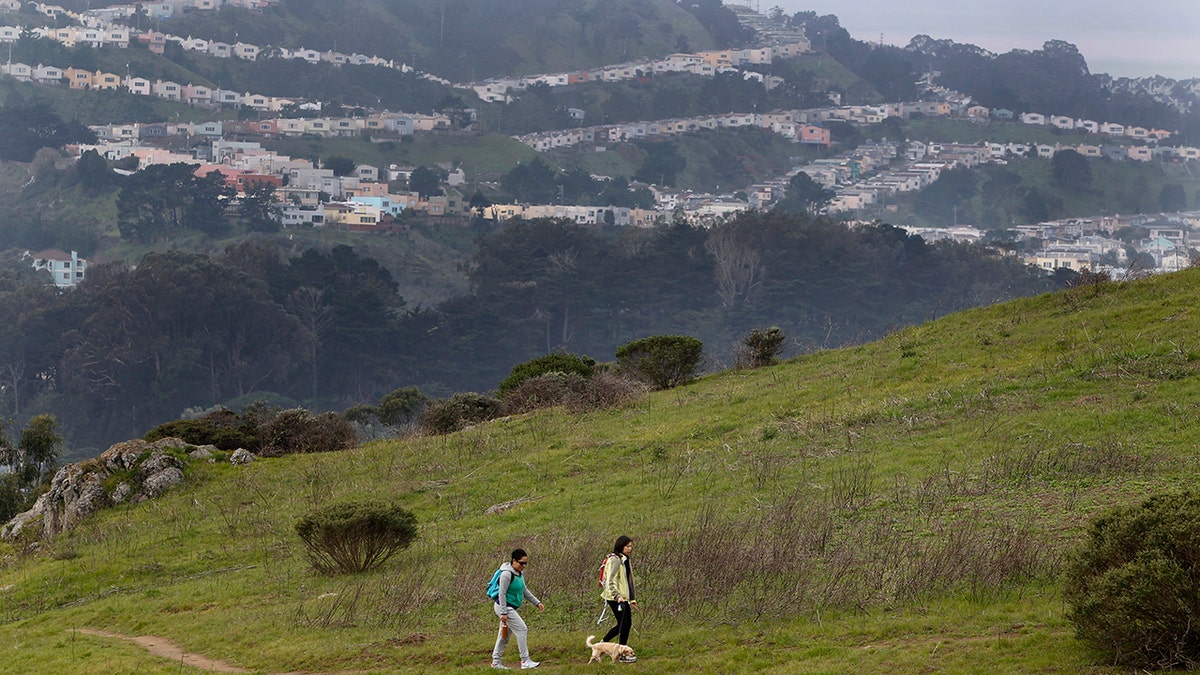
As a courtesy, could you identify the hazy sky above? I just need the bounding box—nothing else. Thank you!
[757,1,1200,79]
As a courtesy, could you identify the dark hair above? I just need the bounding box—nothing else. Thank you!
[612,536,632,555]
[511,548,527,562]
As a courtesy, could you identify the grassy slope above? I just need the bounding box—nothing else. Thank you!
[5,269,1200,672]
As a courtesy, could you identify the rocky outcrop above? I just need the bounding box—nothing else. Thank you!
[1,437,209,543]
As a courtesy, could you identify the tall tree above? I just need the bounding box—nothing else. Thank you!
[1051,149,1093,190]
[775,172,835,216]
[1158,184,1187,212]
[240,181,282,232]
[408,165,445,199]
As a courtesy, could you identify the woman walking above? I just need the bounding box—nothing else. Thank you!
[600,536,638,662]
[488,548,544,670]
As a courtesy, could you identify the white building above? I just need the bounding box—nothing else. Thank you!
[26,249,87,288]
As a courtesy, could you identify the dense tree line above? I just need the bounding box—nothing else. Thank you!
[0,214,1061,455]
[0,102,96,163]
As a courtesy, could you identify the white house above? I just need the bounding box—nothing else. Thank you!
[26,249,87,288]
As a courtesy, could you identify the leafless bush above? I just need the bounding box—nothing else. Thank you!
[499,372,649,417]
[564,372,649,413]
[982,441,1157,487]
[634,486,1055,622]
[501,373,583,414]
[649,508,750,619]
[258,409,357,456]
[734,326,788,369]
[828,456,876,511]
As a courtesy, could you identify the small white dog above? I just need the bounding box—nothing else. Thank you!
[586,634,635,664]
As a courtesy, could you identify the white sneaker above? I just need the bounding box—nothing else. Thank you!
[491,663,509,670]
[520,660,540,669]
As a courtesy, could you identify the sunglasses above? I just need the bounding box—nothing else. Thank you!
[515,560,529,565]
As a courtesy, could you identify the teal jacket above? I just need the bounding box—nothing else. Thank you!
[493,561,540,609]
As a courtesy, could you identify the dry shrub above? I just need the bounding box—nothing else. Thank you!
[258,408,358,456]
[635,490,1052,622]
[501,372,648,416]
[563,372,648,413]
[734,326,787,369]
[418,393,503,435]
[502,373,584,414]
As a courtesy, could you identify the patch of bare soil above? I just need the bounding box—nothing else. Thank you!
[75,628,249,672]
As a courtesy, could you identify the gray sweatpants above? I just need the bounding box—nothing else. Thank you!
[491,603,530,663]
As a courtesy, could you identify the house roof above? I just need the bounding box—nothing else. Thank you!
[30,248,72,261]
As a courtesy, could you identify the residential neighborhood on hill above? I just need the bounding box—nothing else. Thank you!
[0,0,1197,285]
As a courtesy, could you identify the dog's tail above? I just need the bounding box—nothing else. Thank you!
[586,635,597,647]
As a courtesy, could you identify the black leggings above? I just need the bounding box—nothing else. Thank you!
[603,600,632,644]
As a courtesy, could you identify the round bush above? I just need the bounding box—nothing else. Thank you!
[615,335,704,390]
[1064,492,1200,669]
[295,501,418,574]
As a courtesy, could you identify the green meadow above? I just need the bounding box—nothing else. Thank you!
[4,268,1200,673]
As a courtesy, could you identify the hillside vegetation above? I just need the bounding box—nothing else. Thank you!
[4,268,1200,672]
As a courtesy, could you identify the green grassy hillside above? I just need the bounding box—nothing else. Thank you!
[4,269,1200,672]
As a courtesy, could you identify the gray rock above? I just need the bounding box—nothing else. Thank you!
[230,448,255,465]
[139,467,184,499]
[1,437,193,542]
[110,482,132,504]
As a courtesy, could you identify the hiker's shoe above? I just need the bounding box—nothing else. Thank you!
[520,660,540,669]
[619,654,638,663]
[491,663,510,670]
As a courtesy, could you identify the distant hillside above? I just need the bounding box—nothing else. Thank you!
[124,0,720,82]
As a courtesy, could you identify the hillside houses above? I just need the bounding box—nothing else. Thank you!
[516,112,830,152]
[85,110,446,144]
[464,37,810,104]
[1020,213,1200,275]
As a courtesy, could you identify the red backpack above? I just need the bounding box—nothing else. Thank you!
[597,553,619,588]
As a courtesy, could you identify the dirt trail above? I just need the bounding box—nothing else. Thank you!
[74,629,370,674]
[75,628,249,672]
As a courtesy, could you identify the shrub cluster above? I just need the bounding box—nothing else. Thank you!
[144,408,257,450]
[502,372,587,414]
[1064,491,1200,669]
[295,501,418,574]
[735,326,787,369]
[376,386,430,427]
[502,371,648,415]
[258,409,358,457]
[615,335,704,389]
[144,402,356,456]
[497,352,596,397]
[418,392,504,435]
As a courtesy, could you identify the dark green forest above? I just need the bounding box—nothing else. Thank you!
[0,215,1062,455]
